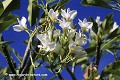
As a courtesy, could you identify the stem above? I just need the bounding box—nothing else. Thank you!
[19,23,46,74]
[19,37,32,74]
[20,40,40,74]
[95,39,102,68]
[66,66,76,80]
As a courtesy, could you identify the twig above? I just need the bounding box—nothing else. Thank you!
[66,66,76,80]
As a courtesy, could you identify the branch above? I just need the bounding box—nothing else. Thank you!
[19,23,46,74]
[66,66,76,80]
[95,39,102,68]
[19,37,33,74]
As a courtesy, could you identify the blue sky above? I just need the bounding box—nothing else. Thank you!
[0,0,120,79]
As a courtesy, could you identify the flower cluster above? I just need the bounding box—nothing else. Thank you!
[12,8,94,59]
[36,8,91,59]
[12,8,119,60]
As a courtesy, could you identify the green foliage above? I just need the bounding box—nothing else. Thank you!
[108,28,120,39]
[50,0,70,11]
[0,14,18,33]
[1,0,20,18]
[101,60,120,79]
[101,13,114,35]
[28,0,40,26]
[89,17,98,35]
[1,0,120,80]
[0,1,4,16]
[0,0,20,33]
[28,66,36,80]
[12,48,22,63]
[81,0,111,9]
[75,57,89,65]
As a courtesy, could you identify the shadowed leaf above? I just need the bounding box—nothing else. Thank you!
[81,0,111,9]
[0,14,18,33]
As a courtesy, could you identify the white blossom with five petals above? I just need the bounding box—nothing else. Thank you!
[36,33,61,52]
[61,8,77,21]
[13,17,27,32]
[78,18,93,32]
[69,39,87,58]
[59,18,72,31]
[48,9,59,21]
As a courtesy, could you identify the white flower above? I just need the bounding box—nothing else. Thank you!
[61,8,77,21]
[96,16,102,27]
[53,29,61,38]
[37,33,50,49]
[109,22,119,33]
[36,33,61,52]
[59,18,72,31]
[78,18,93,32]
[69,39,87,58]
[48,9,59,21]
[75,32,87,46]
[13,17,27,32]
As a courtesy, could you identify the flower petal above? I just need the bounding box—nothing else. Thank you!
[70,10,77,19]
[13,25,24,32]
[21,17,27,27]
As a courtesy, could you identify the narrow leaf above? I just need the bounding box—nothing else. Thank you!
[28,0,40,26]
[0,0,20,18]
[0,1,4,16]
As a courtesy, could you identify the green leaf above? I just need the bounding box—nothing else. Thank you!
[28,66,36,80]
[0,41,13,45]
[81,0,111,9]
[101,38,120,50]
[50,0,70,11]
[0,1,4,16]
[12,48,22,63]
[0,14,18,33]
[101,13,114,34]
[104,0,114,2]
[28,0,40,26]
[41,76,46,80]
[47,0,56,4]
[108,27,120,39]
[50,76,57,80]
[75,57,89,64]
[0,0,20,18]
[89,17,98,34]
[101,60,120,78]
